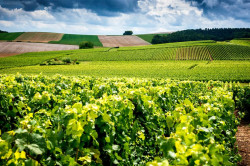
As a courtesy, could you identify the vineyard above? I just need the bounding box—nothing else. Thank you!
[1,61,249,81]
[67,44,249,61]
[0,74,248,165]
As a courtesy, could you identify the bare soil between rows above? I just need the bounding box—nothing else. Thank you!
[237,121,250,166]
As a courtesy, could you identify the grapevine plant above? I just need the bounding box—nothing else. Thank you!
[0,74,245,165]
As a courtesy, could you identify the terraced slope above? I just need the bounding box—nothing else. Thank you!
[14,32,63,42]
[208,45,250,60]
[98,35,151,47]
[67,44,249,61]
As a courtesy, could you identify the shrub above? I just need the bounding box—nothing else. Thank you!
[40,62,47,66]
[62,57,71,63]
[123,31,133,35]
[79,41,94,49]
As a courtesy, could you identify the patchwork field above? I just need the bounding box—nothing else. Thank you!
[98,35,150,47]
[0,39,249,81]
[0,33,249,166]
[14,32,63,42]
[0,42,78,57]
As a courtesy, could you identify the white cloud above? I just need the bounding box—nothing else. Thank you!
[0,1,249,35]
[202,0,219,8]
[0,20,15,27]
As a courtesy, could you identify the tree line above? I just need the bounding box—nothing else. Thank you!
[0,30,8,33]
[152,28,250,44]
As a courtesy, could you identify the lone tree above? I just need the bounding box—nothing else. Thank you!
[79,41,94,49]
[123,31,133,35]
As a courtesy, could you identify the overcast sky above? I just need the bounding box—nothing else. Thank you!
[0,0,249,35]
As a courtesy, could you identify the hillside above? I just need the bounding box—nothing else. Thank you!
[152,28,250,44]
[136,33,170,43]
[229,38,250,46]
[98,35,150,47]
[50,34,103,46]
[0,32,24,41]
[14,32,63,42]
[60,41,250,61]
[0,42,78,58]
[1,40,249,67]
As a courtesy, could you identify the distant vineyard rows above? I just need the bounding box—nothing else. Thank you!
[70,45,250,61]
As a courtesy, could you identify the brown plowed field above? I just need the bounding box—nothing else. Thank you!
[0,42,78,57]
[14,32,63,43]
[98,35,150,47]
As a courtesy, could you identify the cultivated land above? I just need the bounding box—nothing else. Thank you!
[0,33,249,165]
[14,32,63,43]
[0,42,78,58]
[0,74,247,165]
[1,61,249,82]
[230,38,250,47]
[0,40,249,81]
[0,32,24,41]
[50,34,103,47]
[98,35,151,47]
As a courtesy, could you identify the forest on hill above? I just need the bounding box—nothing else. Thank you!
[152,28,250,44]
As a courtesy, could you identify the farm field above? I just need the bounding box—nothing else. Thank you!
[24,43,250,61]
[98,35,150,47]
[1,61,250,82]
[50,34,103,46]
[0,74,246,165]
[0,40,249,81]
[230,38,250,46]
[0,42,78,58]
[0,36,249,165]
[13,32,64,43]
[0,32,24,41]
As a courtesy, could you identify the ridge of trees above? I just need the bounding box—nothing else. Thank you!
[152,28,250,44]
[0,30,8,33]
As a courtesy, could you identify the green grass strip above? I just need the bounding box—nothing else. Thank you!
[0,32,24,40]
[49,34,103,47]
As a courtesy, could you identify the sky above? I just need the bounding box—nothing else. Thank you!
[0,0,249,35]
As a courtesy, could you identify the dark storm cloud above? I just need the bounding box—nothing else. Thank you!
[185,0,250,21]
[0,0,139,16]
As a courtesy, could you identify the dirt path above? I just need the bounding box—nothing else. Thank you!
[237,121,250,166]
[98,35,150,47]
